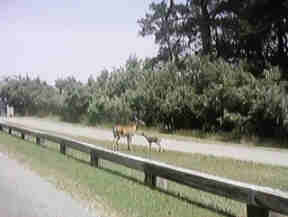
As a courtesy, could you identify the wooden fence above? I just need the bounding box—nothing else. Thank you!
[0,121,287,217]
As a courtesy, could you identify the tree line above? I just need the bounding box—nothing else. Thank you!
[1,55,288,140]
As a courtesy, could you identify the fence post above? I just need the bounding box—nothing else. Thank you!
[21,132,25,140]
[36,136,44,145]
[247,205,269,217]
[90,150,99,167]
[60,142,66,155]
[144,171,156,187]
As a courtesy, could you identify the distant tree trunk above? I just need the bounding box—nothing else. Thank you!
[199,0,212,55]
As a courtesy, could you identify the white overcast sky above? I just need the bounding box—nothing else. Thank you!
[0,0,158,84]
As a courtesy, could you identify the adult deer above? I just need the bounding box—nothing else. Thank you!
[112,118,145,151]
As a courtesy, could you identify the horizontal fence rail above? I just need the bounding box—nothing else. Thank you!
[0,121,288,217]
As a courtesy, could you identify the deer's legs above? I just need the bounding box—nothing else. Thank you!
[112,137,116,151]
[157,142,162,152]
[113,136,120,151]
[127,135,132,151]
[116,137,120,151]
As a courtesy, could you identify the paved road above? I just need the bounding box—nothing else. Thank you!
[2,117,288,167]
[0,152,100,217]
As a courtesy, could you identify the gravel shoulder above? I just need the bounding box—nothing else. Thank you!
[0,152,100,217]
[2,117,288,167]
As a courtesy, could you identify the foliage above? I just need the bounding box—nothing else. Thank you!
[59,78,90,122]
[1,55,288,142]
[0,76,58,116]
[138,0,288,76]
[87,94,132,124]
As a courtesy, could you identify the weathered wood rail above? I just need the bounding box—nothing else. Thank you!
[0,121,287,217]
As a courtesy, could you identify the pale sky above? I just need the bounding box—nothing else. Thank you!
[0,0,158,84]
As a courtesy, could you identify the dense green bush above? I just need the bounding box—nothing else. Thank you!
[88,94,132,124]
[0,76,59,116]
[1,56,288,141]
[62,86,89,122]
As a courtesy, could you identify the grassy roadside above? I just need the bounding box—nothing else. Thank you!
[32,115,288,148]
[74,135,288,191]
[0,130,287,217]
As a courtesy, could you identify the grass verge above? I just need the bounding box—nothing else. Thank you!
[0,130,287,217]
[74,135,288,191]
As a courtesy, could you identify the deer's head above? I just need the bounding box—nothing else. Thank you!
[133,115,145,126]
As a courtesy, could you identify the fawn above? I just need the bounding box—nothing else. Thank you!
[141,132,164,152]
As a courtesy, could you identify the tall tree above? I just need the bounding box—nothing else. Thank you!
[139,0,182,63]
[139,0,288,76]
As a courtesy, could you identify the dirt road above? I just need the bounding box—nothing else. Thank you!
[0,152,100,217]
[3,117,288,167]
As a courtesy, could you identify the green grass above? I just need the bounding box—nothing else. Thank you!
[0,130,287,217]
[74,135,288,191]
